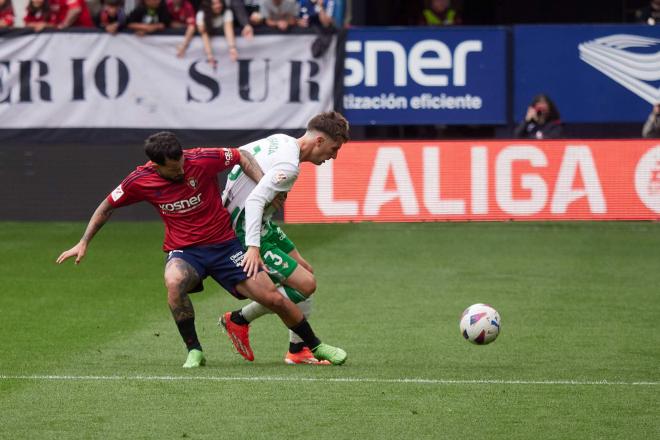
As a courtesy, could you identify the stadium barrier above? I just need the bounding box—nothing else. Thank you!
[0,30,338,133]
[285,140,660,222]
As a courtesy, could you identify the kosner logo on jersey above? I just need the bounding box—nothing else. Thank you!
[578,34,660,105]
[342,28,507,125]
[0,32,336,129]
[285,140,660,223]
[159,194,203,213]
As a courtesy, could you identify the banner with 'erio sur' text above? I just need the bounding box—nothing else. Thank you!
[285,140,660,222]
[0,32,335,129]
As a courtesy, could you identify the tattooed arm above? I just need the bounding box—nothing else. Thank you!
[238,150,265,184]
[56,199,115,265]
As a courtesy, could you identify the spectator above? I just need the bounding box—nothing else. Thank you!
[95,0,127,34]
[242,0,261,24]
[298,0,336,57]
[197,0,237,68]
[53,0,95,28]
[243,0,259,16]
[228,0,255,39]
[166,0,196,57]
[420,0,460,26]
[514,94,562,140]
[298,0,333,27]
[0,0,14,28]
[127,0,171,35]
[24,0,58,31]
[642,103,660,138]
[259,0,298,31]
[636,0,660,25]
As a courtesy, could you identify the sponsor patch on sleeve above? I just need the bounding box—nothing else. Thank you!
[111,185,124,202]
[272,171,288,185]
[223,148,233,166]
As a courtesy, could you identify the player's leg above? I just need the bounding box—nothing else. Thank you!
[235,272,346,365]
[210,238,300,361]
[287,248,314,274]
[284,296,330,365]
[233,224,314,324]
[164,255,205,368]
[229,225,327,363]
[237,259,313,323]
[275,248,328,363]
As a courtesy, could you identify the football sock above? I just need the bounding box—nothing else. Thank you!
[288,318,321,350]
[239,301,270,323]
[230,310,250,325]
[176,317,202,351]
[289,297,312,345]
[288,342,305,354]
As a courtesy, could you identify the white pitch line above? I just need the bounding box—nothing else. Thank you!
[0,375,657,386]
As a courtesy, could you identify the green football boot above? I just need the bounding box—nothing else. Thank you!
[182,349,206,368]
[311,343,347,365]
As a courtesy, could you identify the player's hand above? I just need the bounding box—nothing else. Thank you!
[56,241,88,265]
[270,192,287,212]
[241,246,266,279]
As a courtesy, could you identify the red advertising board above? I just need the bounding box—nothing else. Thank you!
[284,140,660,223]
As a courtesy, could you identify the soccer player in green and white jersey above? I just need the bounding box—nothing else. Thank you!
[219,111,349,365]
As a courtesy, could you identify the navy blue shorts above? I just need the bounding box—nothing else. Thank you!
[166,238,249,299]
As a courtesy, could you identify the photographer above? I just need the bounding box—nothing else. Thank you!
[514,94,562,139]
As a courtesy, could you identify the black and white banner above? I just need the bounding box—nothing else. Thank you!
[0,32,336,129]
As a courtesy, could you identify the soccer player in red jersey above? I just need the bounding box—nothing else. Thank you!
[56,132,347,367]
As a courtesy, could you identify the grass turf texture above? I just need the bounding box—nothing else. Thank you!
[1,221,658,439]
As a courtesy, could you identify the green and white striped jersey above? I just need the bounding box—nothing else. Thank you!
[222,134,300,248]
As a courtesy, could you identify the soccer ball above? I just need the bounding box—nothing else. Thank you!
[460,303,501,345]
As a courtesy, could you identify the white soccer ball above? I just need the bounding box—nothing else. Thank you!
[460,303,501,345]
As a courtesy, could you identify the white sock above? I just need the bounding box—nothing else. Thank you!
[240,285,290,322]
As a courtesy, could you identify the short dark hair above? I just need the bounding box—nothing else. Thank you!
[307,111,350,144]
[144,132,183,165]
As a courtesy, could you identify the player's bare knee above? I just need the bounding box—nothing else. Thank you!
[164,277,182,294]
[299,275,317,296]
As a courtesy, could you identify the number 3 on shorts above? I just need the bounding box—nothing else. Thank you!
[264,250,283,266]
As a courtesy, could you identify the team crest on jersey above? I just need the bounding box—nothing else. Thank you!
[272,171,288,185]
[187,177,198,189]
[111,185,124,201]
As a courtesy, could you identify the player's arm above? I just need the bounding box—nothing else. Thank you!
[56,199,115,265]
[241,165,298,278]
[238,150,264,183]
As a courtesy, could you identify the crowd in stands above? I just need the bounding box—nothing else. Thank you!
[0,0,348,65]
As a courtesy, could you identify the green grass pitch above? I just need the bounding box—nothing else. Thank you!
[1,221,659,439]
